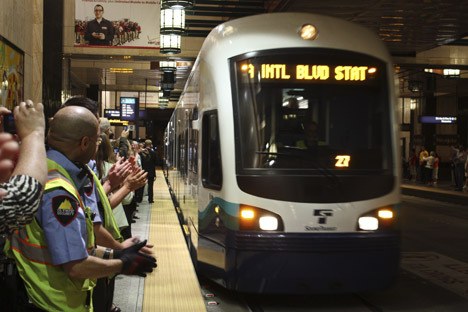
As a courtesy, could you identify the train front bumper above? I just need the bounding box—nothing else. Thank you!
[223,231,401,294]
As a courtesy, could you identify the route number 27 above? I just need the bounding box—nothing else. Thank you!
[335,155,350,167]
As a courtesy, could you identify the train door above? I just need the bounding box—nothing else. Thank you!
[197,109,225,268]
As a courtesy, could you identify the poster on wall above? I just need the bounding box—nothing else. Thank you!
[75,0,161,48]
[0,36,24,110]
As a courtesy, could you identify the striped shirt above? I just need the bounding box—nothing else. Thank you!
[0,175,43,233]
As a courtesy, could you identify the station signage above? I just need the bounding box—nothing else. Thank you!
[419,116,457,124]
[120,97,138,121]
[104,109,121,119]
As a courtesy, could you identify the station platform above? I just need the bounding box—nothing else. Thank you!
[113,171,206,312]
[401,180,468,205]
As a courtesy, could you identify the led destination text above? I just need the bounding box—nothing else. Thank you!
[244,64,375,81]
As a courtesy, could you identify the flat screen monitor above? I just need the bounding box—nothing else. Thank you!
[103,109,121,119]
[120,97,138,121]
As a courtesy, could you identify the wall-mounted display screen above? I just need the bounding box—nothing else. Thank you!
[104,109,120,119]
[120,97,138,121]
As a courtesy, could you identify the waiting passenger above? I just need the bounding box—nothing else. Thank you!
[140,139,157,203]
[423,151,435,186]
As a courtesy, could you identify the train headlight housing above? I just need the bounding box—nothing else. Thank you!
[299,24,318,40]
[239,205,284,231]
[357,206,398,231]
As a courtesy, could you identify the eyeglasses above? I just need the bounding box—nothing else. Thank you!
[94,9,103,12]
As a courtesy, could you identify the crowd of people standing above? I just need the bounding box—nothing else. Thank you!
[406,145,468,191]
[0,96,158,311]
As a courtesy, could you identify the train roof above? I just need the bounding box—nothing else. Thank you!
[198,12,391,63]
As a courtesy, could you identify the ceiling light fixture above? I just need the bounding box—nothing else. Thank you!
[160,60,177,72]
[160,8,185,34]
[160,34,181,54]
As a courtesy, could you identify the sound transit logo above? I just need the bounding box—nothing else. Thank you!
[305,209,337,231]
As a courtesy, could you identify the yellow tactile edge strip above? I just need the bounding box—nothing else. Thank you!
[142,173,206,311]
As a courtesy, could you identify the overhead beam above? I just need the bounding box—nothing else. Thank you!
[186,11,261,18]
[185,19,222,28]
[188,5,265,13]
[194,0,265,7]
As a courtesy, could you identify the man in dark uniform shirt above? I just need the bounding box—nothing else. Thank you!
[85,4,114,46]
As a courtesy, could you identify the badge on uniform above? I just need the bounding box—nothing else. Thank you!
[52,195,79,226]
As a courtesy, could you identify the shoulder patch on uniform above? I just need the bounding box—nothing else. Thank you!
[52,195,79,226]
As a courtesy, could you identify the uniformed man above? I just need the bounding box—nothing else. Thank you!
[7,106,156,311]
[61,95,151,312]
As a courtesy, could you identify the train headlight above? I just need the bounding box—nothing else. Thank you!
[299,24,318,40]
[240,208,255,219]
[259,216,278,231]
[239,204,284,231]
[378,209,393,219]
[357,205,398,231]
[358,217,378,231]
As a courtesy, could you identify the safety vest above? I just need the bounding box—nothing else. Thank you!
[87,166,123,242]
[7,160,96,312]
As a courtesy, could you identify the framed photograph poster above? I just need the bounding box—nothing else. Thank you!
[0,35,24,109]
[74,0,161,49]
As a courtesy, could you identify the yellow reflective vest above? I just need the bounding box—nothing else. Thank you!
[7,160,96,312]
[87,165,123,242]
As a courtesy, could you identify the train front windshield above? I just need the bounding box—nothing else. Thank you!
[231,49,394,202]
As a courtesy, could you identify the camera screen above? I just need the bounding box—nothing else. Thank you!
[3,114,16,134]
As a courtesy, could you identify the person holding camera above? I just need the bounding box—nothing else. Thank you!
[0,100,47,232]
[0,100,47,310]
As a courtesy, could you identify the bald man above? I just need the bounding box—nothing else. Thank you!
[8,106,156,311]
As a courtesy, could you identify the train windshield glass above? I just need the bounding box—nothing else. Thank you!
[231,48,392,174]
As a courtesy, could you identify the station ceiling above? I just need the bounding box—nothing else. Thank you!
[70,0,468,106]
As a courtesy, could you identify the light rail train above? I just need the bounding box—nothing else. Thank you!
[164,12,401,293]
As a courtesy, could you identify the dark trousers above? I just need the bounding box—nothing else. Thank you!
[92,277,115,312]
[0,262,44,311]
[121,198,137,240]
[147,177,155,202]
[424,167,433,184]
[454,163,465,190]
[134,185,144,203]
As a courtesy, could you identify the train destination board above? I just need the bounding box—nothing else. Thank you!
[241,63,376,81]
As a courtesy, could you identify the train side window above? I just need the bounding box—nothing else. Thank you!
[202,110,223,190]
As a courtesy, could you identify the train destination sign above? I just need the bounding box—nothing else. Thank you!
[241,63,377,81]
